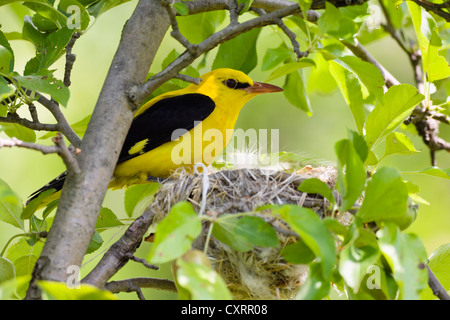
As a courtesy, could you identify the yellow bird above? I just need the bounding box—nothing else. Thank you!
[27,68,283,204]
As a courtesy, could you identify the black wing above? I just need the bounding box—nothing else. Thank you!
[118,93,215,163]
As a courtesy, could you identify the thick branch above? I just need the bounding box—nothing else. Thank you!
[27,0,171,298]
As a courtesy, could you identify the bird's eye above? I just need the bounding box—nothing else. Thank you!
[225,79,237,89]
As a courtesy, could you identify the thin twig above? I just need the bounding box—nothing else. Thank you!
[161,0,198,53]
[36,95,82,147]
[228,0,243,25]
[252,7,308,60]
[427,265,450,300]
[52,133,81,174]
[0,137,60,154]
[174,73,202,85]
[124,253,159,270]
[410,0,450,22]
[64,32,81,87]
[132,3,302,105]
[342,39,400,88]
[104,277,178,297]
[0,112,59,132]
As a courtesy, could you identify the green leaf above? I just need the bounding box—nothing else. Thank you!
[86,0,132,18]
[402,167,450,180]
[21,189,56,219]
[38,281,118,300]
[357,167,409,224]
[23,2,67,29]
[0,76,14,100]
[384,132,419,158]
[0,30,14,73]
[173,2,189,16]
[238,0,254,14]
[234,216,279,248]
[335,139,366,212]
[338,55,385,101]
[212,215,253,252]
[0,257,15,284]
[0,178,24,230]
[427,243,450,294]
[339,224,379,292]
[212,27,261,74]
[329,60,365,133]
[261,43,292,71]
[317,2,358,42]
[298,178,335,205]
[296,262,331,300]
[14,73,70,107]
[0,45,13,74]
[275,205,336,279]
[175,253,232,300]
[95,207,123,232]
[58,0,91,31]
[283,69,312,115]
[281,239,315,264]
[265,59,315,82]
[298,0,313,15]
[148,201,202,264]
[377,223,428,300]
[407,2,450,82]
[124,183,159,218]
[365,84,424,148]
[177,11,226,44]
[85,230,103,254]
[24,27,74,75]
[13,254,37,277]
[0,122,36,143]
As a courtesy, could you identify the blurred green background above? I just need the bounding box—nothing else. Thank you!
[0,1,449,299]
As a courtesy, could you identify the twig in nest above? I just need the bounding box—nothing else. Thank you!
[64,32,81,87]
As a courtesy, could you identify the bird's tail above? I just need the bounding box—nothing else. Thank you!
[26,171,67,205]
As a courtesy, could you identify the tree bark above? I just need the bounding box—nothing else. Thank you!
[26,0,170,298]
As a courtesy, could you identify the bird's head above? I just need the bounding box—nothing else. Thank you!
[191,68,283,107]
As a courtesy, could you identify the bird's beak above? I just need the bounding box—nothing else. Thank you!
[244,82,283,94]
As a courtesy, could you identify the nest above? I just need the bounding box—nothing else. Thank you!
[150,166,348,300]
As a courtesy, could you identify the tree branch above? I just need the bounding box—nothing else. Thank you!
[409,0,450,22]
[0,133,80,174]
[82,208,156,288]
[35,95,82,148]
[0,112,59,132]
[427,265,450,300]
[64,32,81,87]
[104,277,177,299]
[132,2,303,106]
[26,0,171,298]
